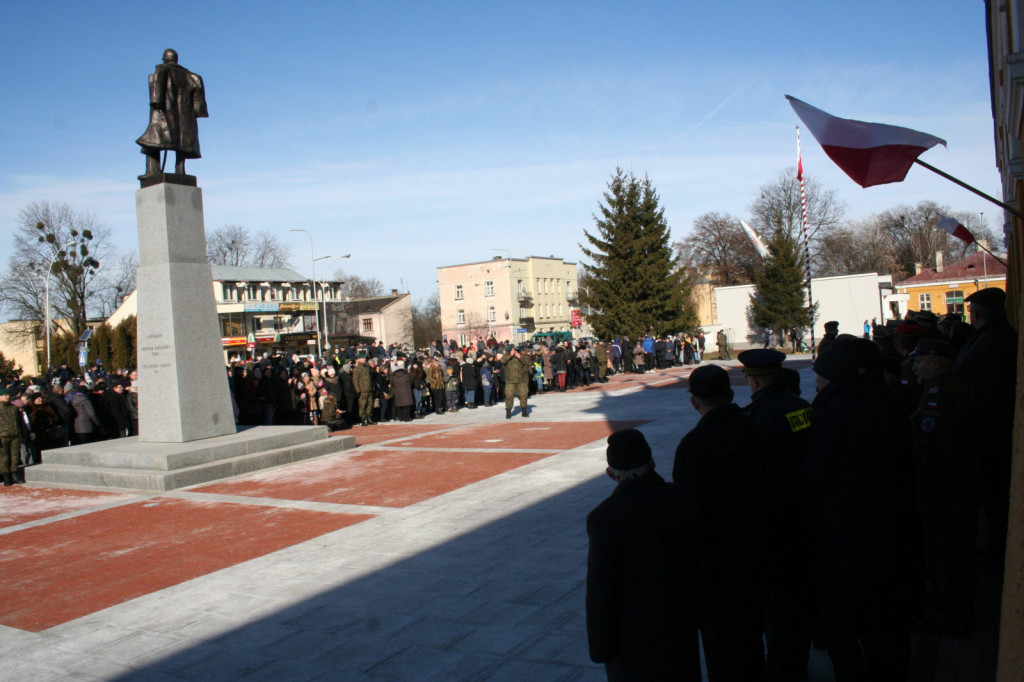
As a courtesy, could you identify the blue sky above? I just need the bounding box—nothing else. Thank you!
[0,1,1000,302]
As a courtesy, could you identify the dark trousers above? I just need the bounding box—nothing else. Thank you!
[701,593,766,682]
[815,583,910,682]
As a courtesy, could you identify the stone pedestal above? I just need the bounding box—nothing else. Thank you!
[135,182,236,443]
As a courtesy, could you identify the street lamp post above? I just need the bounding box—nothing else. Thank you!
[287,228,328,359]
[490,248,514,343]
[318,254,351,354]
[44,241,77,370]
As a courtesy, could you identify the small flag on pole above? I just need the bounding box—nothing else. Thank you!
[786,96,946,188]
[936,216,976,244]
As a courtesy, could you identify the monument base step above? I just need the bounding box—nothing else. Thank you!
[26,426,356,492]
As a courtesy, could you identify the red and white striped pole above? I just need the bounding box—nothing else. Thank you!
[797,125,816,358]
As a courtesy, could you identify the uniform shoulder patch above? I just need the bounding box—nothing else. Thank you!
[785,406,813,433]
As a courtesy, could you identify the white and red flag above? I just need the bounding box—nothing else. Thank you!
[786,96,946,188]
[936,216,976,244]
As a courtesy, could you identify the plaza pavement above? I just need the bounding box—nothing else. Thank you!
[0,359,998,680]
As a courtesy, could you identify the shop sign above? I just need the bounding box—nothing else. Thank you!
[243,302,279,312]
[279,302,317,312]
[222,336,247,347]
[570,309,582,327]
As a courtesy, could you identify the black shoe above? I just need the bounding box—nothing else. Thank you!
[505,409,512,420]
[2,474,12,487]
[522,409,529,418]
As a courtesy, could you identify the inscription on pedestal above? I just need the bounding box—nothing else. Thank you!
[139,333,172,375]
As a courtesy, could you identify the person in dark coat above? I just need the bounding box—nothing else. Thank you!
[587,429,705,681]
[801,344,911,681]
[390,361,414,422]
[911,339,982,636]
[460,357,480,408]
[673,365,771,682]
[738,349,813,682]
[952,287,1017,562]
[104,381,133,439]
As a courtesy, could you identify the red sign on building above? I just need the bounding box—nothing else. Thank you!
[570,309,582,328]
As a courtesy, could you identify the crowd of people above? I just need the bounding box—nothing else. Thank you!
[586,286,1016,681]
[0,331,715,485]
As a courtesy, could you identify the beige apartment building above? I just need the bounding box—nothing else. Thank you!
[437,256,580,346]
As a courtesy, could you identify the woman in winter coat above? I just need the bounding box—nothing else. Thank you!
[69,384,102,444]
[390,361,414,422]
[426,357,446,414]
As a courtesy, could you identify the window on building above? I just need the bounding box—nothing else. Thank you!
[945,290,964,315]
[246,285,259,301]
[919,292,931,311]
[223,286,237,302]
[455,284,464,300]
[458,333,468,347]
[457,309,466,324]
[268,287,280,301]
[485,280,494,297]
[487,306,496,322]
[362,318,373,333]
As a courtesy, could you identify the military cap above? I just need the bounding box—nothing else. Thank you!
[688,365,731,399]
[965,287,1006,311]
[813,345,859,384]
[823,320,840,331]
[909,338,955,359]
[606,428,653,470]
[737,349,786,376]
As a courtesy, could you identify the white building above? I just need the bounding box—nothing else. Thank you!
[705,272,893,349]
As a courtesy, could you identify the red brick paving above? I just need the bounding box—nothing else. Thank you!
[0,487,135,529]
[393,420,648,450]
[337,421,451,446]
[0,497,372,632]
[195,448,555,507]
[0,417,651,632]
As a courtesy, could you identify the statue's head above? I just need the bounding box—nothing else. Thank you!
[162,49,178,64]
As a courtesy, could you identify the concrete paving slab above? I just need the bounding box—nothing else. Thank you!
[0,362,999,681]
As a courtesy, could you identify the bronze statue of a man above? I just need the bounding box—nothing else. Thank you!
[136,49,208,177]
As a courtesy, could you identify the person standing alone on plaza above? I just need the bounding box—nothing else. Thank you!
[587,428,705,681]
[502,347,531,418]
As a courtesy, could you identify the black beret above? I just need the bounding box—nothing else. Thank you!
[909,338,955,359]
[688,365,731,399]
[824,320,840,331]
[737,349,786,376]
[965,287,1006,311]
[606,428,653,470]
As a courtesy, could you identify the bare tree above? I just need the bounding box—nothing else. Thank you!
[674,211,760,285]
[0,201,111,338]
[408,291,441,348]
[206,224,292,268]
[331,269,386,299]
[814,221,905,279]
[748,168,845,259]
[95,250,139,317]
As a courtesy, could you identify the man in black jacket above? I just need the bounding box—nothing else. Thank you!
[953,287,1017,561]
[673,364,771,682]
[587,428,704,681]
[738,349,813,682]
[802,344,911,681]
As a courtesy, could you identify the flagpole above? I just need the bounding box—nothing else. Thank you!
[913,158,1024,221]
[797,126,816,359]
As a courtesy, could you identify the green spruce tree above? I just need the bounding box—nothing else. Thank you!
[749,231,812,337]
[580,168,696,339]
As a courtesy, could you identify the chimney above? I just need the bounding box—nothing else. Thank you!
[391,288,398,296]
[914,262,922,275]
[935,251,944,273]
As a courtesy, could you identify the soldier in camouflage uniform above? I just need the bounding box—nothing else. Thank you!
[0,386,23,486]
[502,347,532,419]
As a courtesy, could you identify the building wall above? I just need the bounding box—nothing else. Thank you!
[0,320,42,377]
[897,275,1007,319]
[438,256,578,346]
[986,2,1024,678]
[713,272,891,348]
